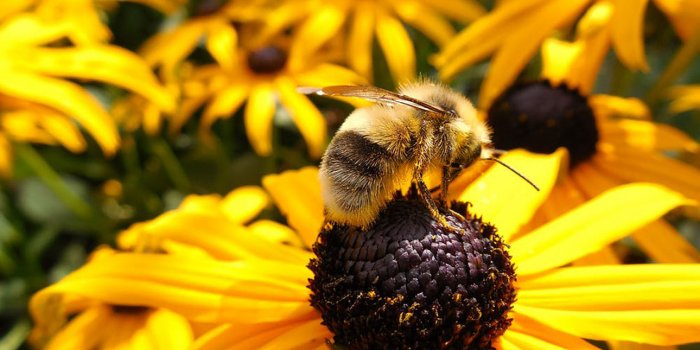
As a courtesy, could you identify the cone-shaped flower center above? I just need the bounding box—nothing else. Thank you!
[487,81,599,168]
[309,189,516,349]
[247,46,288,74]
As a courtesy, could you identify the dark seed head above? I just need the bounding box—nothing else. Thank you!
[487,80,599,168]
[247,46,288,74]
[308,189,516,350]
[193,0,226,16]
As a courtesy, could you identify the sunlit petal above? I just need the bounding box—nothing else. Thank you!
[277,76,327,158]
[220,186,269,224]
[393,1,455,46]
[375,7,416,83]
[347,2,375,79]
[610,0,650,71]
[244,84,277,156]
[510,183,691,275]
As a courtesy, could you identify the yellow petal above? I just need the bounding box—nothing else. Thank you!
[220,186,269,224]
[39,113,87,153]
[503,314,598,349]
[347,3,376,79]
[244,84,277,156]
[248,220,306,248]
[257,319,331,350]
[632,220,700,263]
[594,145,700,201]
[458,149,566,242]
[192,323,281,350]
[600,119,699,152]
[668,84,700,113]
[200,77,250,128]
[479,0,592,108]
[589,94,651,120]
[427,0,486,22]
[205,20,237,70]
[296,63,367,87]
[510,183,691,276]
[262,167,324,249]
[0,70,119,155]
[394,1,455,46]
[144,308,193,350]
[515,305,700,345]
[610,0,650,71]
[276,76,327,158]
[42,305,111,350]
[288,4,346,71]
[140,20,205,75]
[0,13,71,45]
[0,134,12,178]
[31,254,315,324]
[435,0,545,65]
[26,46,175,112]
[375,7,416,83]
[520,264,700,289]
[541,38,583,86]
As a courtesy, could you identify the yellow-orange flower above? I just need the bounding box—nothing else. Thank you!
[434,0,700,108]
[30,163,700,349]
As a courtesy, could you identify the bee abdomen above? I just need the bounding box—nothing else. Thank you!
[321,131,398,226]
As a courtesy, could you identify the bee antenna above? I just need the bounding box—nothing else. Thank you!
[485,157,540,191]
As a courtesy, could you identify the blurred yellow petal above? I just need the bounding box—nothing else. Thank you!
[427,0,486,22]
[600,119,699,152]
[244,84,276,156]
[375,7,415,83]
[248,220,305,248]
[201,81,249,129]
[668,84,700,113]
[511,183,691,276]
[255,319,330,350]
[479,0,592,107]
[0,13,72,45]
[590,94,651,120]
[296,63,367,87]
[144,308,194,350]
[458,149,566,242]
[435,0,544,65]
[0,134,12,177]
[34,112,85,152]
[220,186,269,224]
[654,0,700,40]
[347,3,376,79]
[289,4,346,71]
[594,145,700,201]
[192,323,281,350]
[632,220,700,263]
[26,46,175,112]
[0,70,119,155]
[394,1,455,46]
[610,0,650,71]
[541,38,583,86]
[140,20,206,77]
[205,20,237,70]
[262,167,324,248]
[43,305,111,350]
[277,76,327,158]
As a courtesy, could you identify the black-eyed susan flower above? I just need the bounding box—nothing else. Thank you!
[434,0,700,108]
[32,163,700,349]
[291,0,486,83]
[0,9,174,175]
[462,36,700,265]
[175,29,365,158]
[29,185,282,350]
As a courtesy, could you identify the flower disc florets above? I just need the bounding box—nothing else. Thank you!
[308,189,517,349]
[487,80,599,167]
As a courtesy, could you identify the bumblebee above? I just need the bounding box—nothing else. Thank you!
[301,82,536,229]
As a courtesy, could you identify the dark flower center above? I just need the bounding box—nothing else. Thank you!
[308,189,516,349]
[487,81,599,168]
[247,46,288,74]
[193,0,226,16]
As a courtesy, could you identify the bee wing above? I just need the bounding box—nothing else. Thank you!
[298,85,449,115]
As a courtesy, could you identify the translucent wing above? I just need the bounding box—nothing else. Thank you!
[298,85,450,115]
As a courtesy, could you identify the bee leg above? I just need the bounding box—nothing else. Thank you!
[415,176,460,232]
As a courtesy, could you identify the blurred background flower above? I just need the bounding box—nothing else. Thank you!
[0,0,697,349]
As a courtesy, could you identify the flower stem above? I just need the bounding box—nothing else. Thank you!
[14,143,93,219]
[645,25,700,105]
[149,138,191,192]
